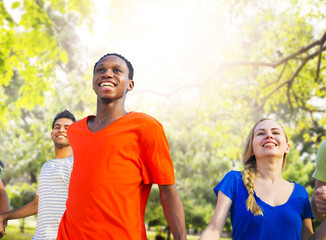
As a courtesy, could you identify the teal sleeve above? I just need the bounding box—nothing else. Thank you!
[313,140,326,182]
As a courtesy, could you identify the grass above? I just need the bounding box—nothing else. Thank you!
[2,217,35,240]
[1,219,232,240]
[146,230,231,240]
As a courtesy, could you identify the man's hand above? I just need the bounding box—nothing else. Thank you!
[314,186,326,214]
[0,215,7,238]
[311,181,326,221]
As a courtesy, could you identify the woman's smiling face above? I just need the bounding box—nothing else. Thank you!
[252,119,290,160]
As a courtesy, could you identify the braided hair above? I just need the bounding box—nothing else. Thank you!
[241,118,289,216]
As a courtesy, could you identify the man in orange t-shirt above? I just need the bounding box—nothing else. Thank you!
[57,53,186,240]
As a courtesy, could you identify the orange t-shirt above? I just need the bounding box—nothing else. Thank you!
[57,112,175,240]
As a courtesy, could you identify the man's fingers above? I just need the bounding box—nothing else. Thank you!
[315,202,326,213]
[0,229,6,238]
[316,187,326,194]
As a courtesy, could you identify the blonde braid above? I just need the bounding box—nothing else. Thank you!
[242,161,263,216]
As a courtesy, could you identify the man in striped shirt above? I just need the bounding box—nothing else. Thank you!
[0,110,76,240]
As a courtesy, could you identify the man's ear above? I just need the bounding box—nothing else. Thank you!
[127,80,134,91]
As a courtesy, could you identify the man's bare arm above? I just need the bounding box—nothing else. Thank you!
[159,184,186,240]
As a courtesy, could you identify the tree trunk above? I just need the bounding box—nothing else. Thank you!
[30,172,37,184]
[20,218,25,233]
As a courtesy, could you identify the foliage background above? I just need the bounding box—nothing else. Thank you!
[0,0,326,237]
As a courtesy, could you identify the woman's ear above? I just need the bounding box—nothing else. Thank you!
[285,143,290,154]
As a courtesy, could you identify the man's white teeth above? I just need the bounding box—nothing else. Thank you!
[264,143,275,147]
[100,82,114,87]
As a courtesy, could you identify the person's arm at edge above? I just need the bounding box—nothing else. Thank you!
[304,217,326,240]
[159,184,186,240]
[0,195,38,236]
[0,180,9,238]
[311,180,326,221]
[199,191,232,240]
[0,180,9,214]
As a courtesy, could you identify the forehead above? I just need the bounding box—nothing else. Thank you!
[54,118,74,126]
[96,55,128,69]
[254,120,283,132]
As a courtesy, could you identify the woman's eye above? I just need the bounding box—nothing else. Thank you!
[257,132,264,136]
[273,132,280,135]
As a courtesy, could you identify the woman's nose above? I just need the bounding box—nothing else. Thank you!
[265,131,274,139]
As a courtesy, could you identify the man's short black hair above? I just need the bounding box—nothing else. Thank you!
[93,53,134,80]
[52,110,76,129]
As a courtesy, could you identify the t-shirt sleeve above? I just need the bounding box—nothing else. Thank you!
[213,171,238,201]
[301,185,314,220]
[140,120,175,185]
[313,140,326,182]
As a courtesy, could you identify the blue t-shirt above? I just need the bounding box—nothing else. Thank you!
[214,171,313,240]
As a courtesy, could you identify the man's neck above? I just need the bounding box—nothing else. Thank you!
[94,101,128,125]
[54,146,73,159]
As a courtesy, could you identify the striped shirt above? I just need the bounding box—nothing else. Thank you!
[32,156,73,240]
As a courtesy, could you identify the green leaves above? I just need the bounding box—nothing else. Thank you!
[59,50,68,63]
[0,0,92,128]
[11,2,20,9]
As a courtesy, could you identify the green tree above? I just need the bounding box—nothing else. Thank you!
[6,183,37,233]
[0,0,92,185]
[0,0,92,125]
[145,0,326,234]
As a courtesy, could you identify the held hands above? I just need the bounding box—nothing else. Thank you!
[314,186,326,216]
[0,216,6,238]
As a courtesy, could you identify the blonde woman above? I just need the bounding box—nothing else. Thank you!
[200,118,326,240]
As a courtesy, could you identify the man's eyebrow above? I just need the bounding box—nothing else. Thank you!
[96,63,124,69]
[95,64,104,69]
[54,124,71,127]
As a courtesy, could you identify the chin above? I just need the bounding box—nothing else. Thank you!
[55,142,70,148]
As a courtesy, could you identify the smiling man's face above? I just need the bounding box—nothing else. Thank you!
[51,118,74,148]
[92,55,134,102]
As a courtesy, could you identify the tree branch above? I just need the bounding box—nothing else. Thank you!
[222,30,326,69]
[287,82,293,112]
[250,79,291,114]
[315,30,326,81]
[262,62,287,88]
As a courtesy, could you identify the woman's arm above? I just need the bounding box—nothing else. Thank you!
[199,191,232,240]
[302,218,314,240]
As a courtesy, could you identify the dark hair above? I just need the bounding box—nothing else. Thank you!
[93,53,134,80]
[0,160,4,174]
[52,110,76,129]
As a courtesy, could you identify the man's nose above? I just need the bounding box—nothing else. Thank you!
[104,69,113,77]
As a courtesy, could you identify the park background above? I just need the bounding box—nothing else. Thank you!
[1,0,326,239]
